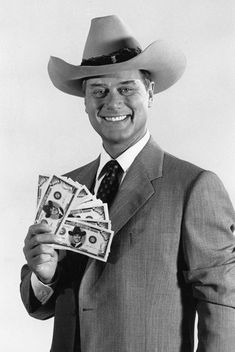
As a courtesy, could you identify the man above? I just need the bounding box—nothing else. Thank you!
[42,200,64,220]
[69,227,86,248]
[21,15,235,352]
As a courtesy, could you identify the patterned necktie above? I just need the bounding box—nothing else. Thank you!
[96,160,123,207]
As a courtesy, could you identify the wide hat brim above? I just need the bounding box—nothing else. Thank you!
[48,40,186,97]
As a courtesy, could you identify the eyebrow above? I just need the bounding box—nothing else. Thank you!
[87,83,107,88]
[119,80,138,85]
[87,80,138,88]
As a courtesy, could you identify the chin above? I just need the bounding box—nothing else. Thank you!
[107,132,132,144]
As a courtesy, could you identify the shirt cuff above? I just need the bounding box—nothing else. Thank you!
[31,272,54,305]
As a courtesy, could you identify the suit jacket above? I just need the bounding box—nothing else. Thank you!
[20,138,235,352]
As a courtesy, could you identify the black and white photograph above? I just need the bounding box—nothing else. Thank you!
[1,1,235,351]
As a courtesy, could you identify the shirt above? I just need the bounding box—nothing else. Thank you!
[31,130,150,303]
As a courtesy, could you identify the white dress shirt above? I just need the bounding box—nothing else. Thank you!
[94,130,150,193]
[31,130,150,303]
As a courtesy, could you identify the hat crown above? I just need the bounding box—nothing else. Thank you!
[83,15,141,60]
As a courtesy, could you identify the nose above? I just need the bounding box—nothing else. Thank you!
[104,90,123,111]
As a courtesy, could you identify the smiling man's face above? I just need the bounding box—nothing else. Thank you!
[84,70,154,157]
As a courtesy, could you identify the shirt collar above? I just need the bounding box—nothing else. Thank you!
[96,130,150,179]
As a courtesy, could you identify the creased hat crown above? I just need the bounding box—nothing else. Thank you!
[82,15,141,60]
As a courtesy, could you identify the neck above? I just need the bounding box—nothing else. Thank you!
[102,131,147,159]
[103,143,128,159]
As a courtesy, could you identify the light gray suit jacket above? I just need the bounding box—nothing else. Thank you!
[21,138,235,352]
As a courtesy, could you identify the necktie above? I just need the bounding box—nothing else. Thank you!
[96,160,123,207]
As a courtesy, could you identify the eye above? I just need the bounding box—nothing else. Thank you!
[119,87,134,96]
[92,88,106,98]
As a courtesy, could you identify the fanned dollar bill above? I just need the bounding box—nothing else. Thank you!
[35,175,79,233]
[70,185,96,207]
[77,219,111,230]
[54,219,114,262]
[37,175,50,206]
[35,174,113,261]
[67,203,108,221]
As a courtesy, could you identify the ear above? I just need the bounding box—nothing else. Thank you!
[148,82,154,108]
[82,80,88,113]
[84,97,88,113]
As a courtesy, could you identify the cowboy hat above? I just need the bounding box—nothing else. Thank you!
[68,226,86,237]
[48,15,186,97]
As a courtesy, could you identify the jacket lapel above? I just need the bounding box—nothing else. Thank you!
[110,137,164,235]
[67,157,100,191]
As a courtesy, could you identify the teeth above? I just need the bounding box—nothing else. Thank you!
[102,115,129,122]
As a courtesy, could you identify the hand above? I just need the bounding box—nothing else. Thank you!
[23,223,59,284]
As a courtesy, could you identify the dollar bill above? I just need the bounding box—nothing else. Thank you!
[37,175,50,206]
[35,175,79,233]
[68,203,109,221]
[70,185,95,208]
[61,176,82,188]
[66,218,111,230]
[55,219,114,261]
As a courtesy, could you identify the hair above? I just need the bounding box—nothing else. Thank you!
[81,69,152,95]
[139,70,152,90]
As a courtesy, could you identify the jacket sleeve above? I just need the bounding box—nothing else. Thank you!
[20,264,56,320]
[182,171,235,352]
[20,254,68,320]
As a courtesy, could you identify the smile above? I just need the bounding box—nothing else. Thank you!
[99,115,131,122]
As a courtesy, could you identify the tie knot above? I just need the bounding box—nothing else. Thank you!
[99,160,122,179]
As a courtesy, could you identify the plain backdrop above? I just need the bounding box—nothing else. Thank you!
[1,1,234,351]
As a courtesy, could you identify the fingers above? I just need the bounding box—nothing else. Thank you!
[29,233,59,247]
[31,253,55,266]
[27,243,55,258]
[23,223,59,282]
[23,243,53,263]
[24,223,51,249]
[26,223,52,240]
[24,223,60,248]
[23,223,60,265]
[24,237,59,257]
[23,240,58,275]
